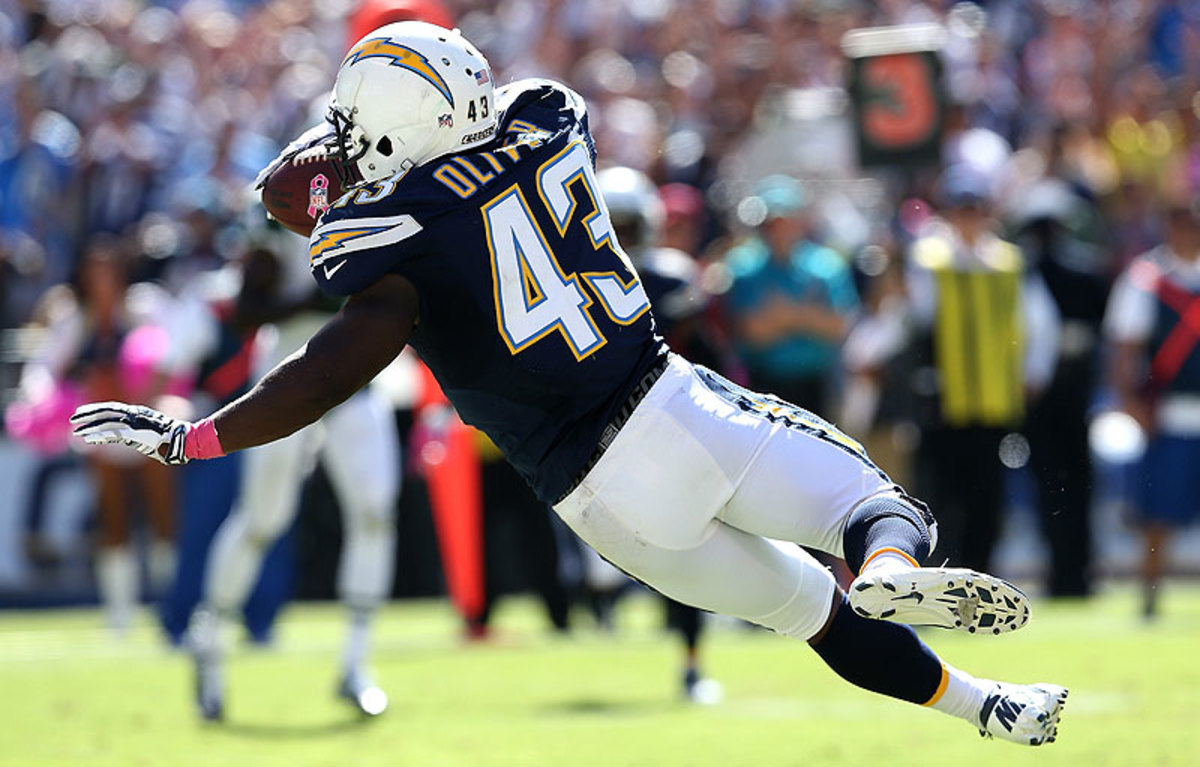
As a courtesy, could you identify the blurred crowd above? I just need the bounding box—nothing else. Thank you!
[3,0,1200,633]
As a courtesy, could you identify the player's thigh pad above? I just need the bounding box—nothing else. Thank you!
[557,355,773,550]
[321,389,402,523]
[697,372,895,557]
[558,492,836,640]
[718,425,894,558]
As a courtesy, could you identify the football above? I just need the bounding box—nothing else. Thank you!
[257,127,357,237]
[259,152,345,237]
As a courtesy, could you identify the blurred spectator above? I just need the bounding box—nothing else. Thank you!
[1105,66,1181,194]
[1009,170,1114,598]
[6,284,86,569]
[839,238,916,489]
[0,80,82,328]
[1103,195,1200,619]
[722,175,858,416]
[80,84,164,237]
[55,236,177,632]
[659,182,707,258]
[3,0,1200,612]
[906,165,1059,573]
[154,245,294,647]
[1147,0,1200,83]
[467,433,571,640]
[186,229,401,720]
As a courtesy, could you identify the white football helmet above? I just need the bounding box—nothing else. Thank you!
[596,166,664,251]
[328,21,497,185]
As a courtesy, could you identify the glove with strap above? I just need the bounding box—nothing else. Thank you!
[70,402,225,465]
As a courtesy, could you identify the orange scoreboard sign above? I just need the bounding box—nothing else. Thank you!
[843,24,945,168]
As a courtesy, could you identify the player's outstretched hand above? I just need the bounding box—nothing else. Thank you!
[252,123,335,190]
[70,402,190,466]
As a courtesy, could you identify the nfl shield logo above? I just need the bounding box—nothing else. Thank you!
[307,173,330,218]
[438,113,454,128]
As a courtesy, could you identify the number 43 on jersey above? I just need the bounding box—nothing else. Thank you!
[483,142,650,361]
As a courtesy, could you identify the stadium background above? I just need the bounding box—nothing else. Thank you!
[0,0,1199,764]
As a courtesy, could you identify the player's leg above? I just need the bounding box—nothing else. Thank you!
[320,390,400,716]
[160,454,242,645]
[189,426,313,720]
[1135,433,1200,619]
[808,589,1067,745]
[1141,523,1170,619]
[523,506,571,633]
[665,598,720,704]
[957,427,1006,572]
[203,428,311,614]
[704,371,1029,634]
[138,460,177,597]
[91,458,137,634]
[558,495,1065,745]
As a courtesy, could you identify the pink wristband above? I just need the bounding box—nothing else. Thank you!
[184,418,226,460]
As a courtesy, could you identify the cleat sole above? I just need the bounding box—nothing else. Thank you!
[847,567,1031,634]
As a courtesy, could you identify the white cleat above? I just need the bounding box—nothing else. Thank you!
[848,567,1031,634]
[683,669,724,706]
[979,683,1068,746]
[187,609,225,722]
[338,670,389,717]
[193,650,225,722]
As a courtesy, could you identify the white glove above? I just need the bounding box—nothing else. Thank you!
[253,123,337,189]
[70,401,190,466]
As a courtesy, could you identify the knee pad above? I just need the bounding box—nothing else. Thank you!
[842,491,937,575]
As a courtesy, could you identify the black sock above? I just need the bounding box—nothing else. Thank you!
[843,493,934,574]
[810,595,943,705]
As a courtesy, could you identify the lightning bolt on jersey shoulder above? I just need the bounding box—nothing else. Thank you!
[308,214,424,296]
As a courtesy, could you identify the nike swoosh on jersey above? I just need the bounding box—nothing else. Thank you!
[323,260,348,279]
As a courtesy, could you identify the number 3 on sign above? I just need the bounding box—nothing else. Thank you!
[483,141,650,360]
[862,53,937,149]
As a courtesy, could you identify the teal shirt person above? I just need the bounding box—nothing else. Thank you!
[722,174,858,413]
[726,236,859,380]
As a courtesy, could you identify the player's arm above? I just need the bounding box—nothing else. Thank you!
[232,247,327,331]
[71,273,419,461]
[1103,267,1155,432]
[213,272,418,451]
[736,294,848,346]
[1109,339,1154,432]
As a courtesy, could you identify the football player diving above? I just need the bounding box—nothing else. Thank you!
[72,22,1067,745]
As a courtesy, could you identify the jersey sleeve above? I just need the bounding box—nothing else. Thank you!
[308,205,427,297]
[496,78,593,158]
[1104,261,1157,344]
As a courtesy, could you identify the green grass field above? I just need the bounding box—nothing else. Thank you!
[0,581,1196,767]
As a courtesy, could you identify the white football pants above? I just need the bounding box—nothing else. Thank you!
[555,354,897,641]
[205,387,401,613]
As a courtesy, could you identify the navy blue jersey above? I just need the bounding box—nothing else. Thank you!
[310,79,667,503]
